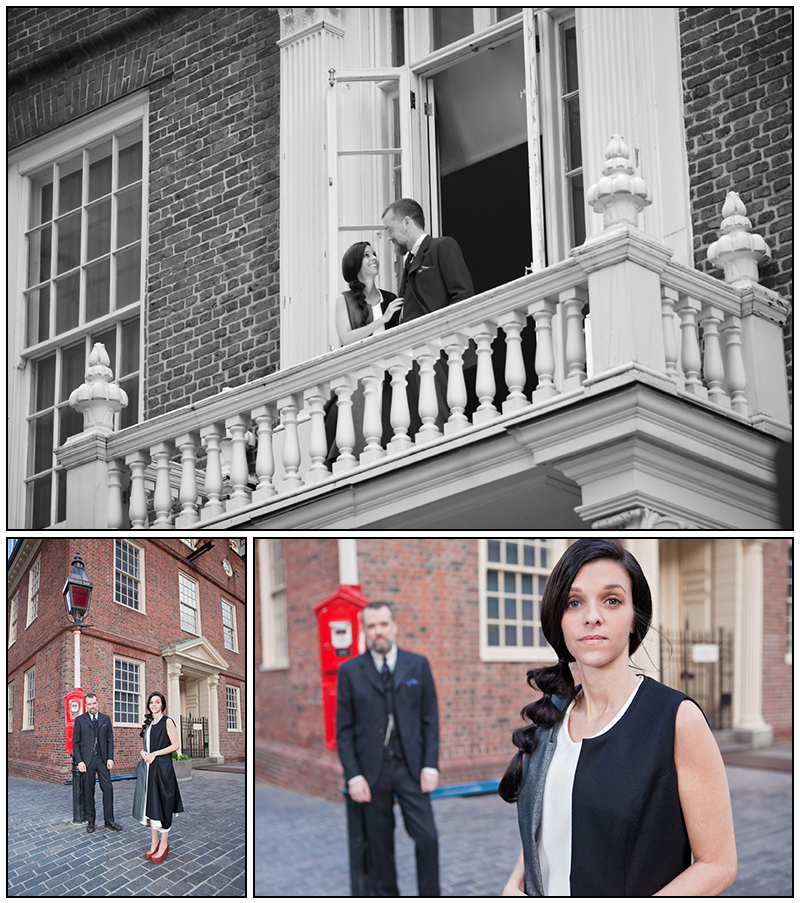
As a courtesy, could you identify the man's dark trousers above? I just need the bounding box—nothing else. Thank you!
[84,750,115,825]
[361,750,439,896]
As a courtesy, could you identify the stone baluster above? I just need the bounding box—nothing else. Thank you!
[699,306,729,408]
[442,332,470,435]
[386,354,413,454]
[278,395,303,490]
[471,321,499,424]
[674,296,706,399]
[707,191,771,286]
[226,414,253,509]
[586,134,651,229]
[529,298,558,402]
[200,422,226,519]
[330,375,357,473]
[68,342,128,433]
[126,450,151,529]
[107,459,127,530]
[561,287,588,390]
[413,343,442,444]
[175,432,201,527]
[251,404,278,502]
[359,366,387,464]
[303,387,331,483]
[660,286,682,382]
[498,312,527,414]
[721,315,748,416]
[151,441,176,528]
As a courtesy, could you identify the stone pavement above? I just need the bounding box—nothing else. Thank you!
[256,750,792,896]
[8,768,245,897]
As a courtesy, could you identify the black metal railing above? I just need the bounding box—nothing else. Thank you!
[180,714,209,758]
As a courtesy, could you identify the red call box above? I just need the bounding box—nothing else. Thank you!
[64,688,86,754]
[313,585,369,750]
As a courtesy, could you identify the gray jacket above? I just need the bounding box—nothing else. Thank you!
[516,717,563,896]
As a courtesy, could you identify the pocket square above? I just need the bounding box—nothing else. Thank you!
[406,678,419,686]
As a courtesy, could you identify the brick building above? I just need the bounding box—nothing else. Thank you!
[6,7,792,531]
[255,537,791,802]
[7,537,246,783]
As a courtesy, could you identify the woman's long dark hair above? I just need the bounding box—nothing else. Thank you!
[498,539,652,803]
[140,691,167,737]
[342,241,372,320]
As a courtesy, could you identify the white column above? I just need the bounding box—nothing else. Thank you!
[624,538,661,677]
[278,8,344,367]
[734,539,772,745]
[208,674,222,761]
[338,538,359,586]
[74,628,81,688]
[166,662,182,754]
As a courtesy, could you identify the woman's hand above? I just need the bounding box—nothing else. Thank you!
[502,883,527,896]
[381,297,403,322]
[140,749,148,761]
[502,849,527,895]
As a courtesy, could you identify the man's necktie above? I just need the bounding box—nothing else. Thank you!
[400,252,413,296]
[381,656,391,686]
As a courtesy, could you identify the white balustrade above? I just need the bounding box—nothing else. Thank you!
[251,404,277,501]
[175,432,201,526]
[471,321,499,424]
[277,395,303,490]
[331,376,357,474]
[442,332,470,435]
[498,312,527,414]
[386,355,413,454]
[303,387,330,483]
[226,414,252,509]
[413,343,443,445]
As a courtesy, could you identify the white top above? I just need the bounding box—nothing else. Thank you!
[538,677,643,896]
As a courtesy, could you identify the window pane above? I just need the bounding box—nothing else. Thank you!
[56,212,81,274]
[116,244,141,308]
[487,596,499,620]
[88,142,113,201]
[522,598,533,621]
[391,7,405,66]
[566,96,582,171]
[58,166,83,214]
[58,403,82,447]
[540,546,549,569]
[93,327,116,369]
[487,569,498,592]
[539,575,548,596]
[570,174,586,246]
[119,375,139,428]
[61,342,85,402]
[523,544,536,567]
[487,540,501,562]
[563,25,579,94]
[30,477,52,529]
[120,317,140,375]
[34,354,56,413]
[505,624,517,646]
[522,625,534,646]
[497,7,522,20]
[30,178,53,227]
[504,572,516,594]
[506,542,518,565]
[87,199,111,261]
[117,186,142,246]
[32,413,54,474]
[55,272,80,334]
[57,470,68,524]
[521,573,533,595]
[504,597,516,619]
[86,258,110,321]
[119,139,142,188]
[488,624,499,646]
[27,226,52,287]
[433,8,473,49]
[26,286,51,346]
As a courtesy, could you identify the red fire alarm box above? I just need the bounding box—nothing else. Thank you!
[64,688,86,754]
[313,585,368,750]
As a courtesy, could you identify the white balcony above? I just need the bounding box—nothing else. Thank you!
[57,148,791,531]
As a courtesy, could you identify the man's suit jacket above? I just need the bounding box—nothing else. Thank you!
[336,648,439,787]
[400,235,474,323]
[72,712,114,766]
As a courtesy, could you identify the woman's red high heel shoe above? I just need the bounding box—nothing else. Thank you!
[145,849,157,860]
[150,843,169,864]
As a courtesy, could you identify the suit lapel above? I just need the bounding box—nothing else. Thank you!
[409,236,430,278]
[358,651,384,696]
[393,648,411,690]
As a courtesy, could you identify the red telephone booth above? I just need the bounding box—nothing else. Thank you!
[313,585,368,750]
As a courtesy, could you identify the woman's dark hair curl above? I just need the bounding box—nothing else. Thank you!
[498,539,652,803]
[140,691,168,737]
[342,241,371,319]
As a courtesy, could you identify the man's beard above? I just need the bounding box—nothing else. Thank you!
[370,636,392,655]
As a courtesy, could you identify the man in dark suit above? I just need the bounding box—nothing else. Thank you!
[72,692,122,833]
[336,602,440,896]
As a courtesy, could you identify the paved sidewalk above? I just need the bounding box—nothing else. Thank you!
[256,753,792,896]
[8,769,245,896]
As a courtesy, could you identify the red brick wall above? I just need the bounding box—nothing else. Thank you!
[7,538,246,782]
[7,8,281,418]
[679,7,793,395]
[762,538,792,743]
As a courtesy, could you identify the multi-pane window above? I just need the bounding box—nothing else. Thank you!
[23,666,36,730]
[114,657,142,725]
[9,592,19,647]
[179,573,200,634]
[226,685,241,731]
[8,682,14,733]
[115,539,142,611]
[27,555,41,626]
[222,600,238,653]
[19,113,144,529]
[260,538,289,670]
[559,21,585,248]
[480,538,566,662]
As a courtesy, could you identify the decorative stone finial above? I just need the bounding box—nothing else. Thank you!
[68,343,128,435]
[706,191,771,285]
[586,135,651,229]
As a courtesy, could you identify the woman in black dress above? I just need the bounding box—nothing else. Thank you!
[137,692,184,863]
[499,538,737,896]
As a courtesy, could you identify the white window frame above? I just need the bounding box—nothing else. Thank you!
[179,572,201,635]
[9,591,19,647]
[23,666,35,730]
[226,685,242,732]
[8,681,14,733]
[7,91,148,530]
[221,599,238,653]
[479,538,568,663]
[259,537,289,671]
[26,554,41,626]
[114,538,145,613]
[113,655,144,727]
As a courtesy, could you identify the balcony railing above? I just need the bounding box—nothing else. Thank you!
[57,139,790,530]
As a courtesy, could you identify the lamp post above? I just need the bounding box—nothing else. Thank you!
[64,553,93,823]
